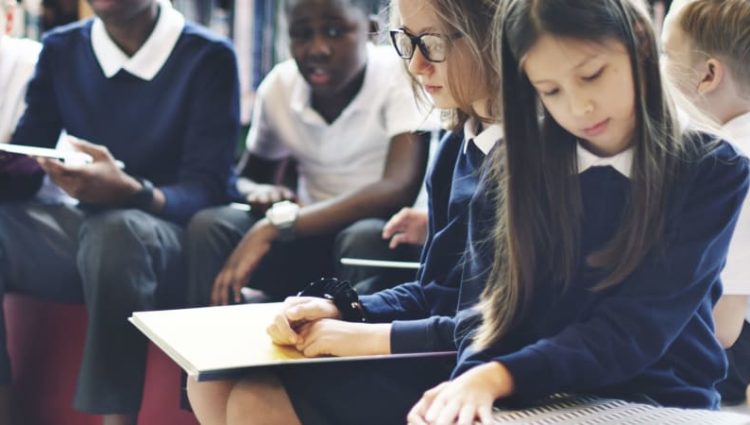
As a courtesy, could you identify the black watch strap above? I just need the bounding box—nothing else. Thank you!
[126,177,155,210]
[298,278,367,322]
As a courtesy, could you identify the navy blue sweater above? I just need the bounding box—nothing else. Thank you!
[11,20,240,224]
[359,130,492,353]
[454,134,749,409]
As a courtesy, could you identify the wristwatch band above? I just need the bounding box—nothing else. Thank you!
[298,277,367,322]
[126,177,155,211]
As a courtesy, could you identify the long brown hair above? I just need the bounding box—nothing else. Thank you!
[474,0,686,349]
[391,0,502,130]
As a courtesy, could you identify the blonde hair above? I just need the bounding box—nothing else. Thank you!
[677,0,750,94]
[390,0,501,130]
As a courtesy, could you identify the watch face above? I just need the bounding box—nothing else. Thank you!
[268,201,299,225]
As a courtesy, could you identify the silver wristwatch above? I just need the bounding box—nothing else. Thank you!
[265,200,300,241]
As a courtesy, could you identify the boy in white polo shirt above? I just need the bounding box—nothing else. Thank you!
[185,0,429,306]
[663,0,750,403]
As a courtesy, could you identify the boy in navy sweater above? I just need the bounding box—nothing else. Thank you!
[0,0,239,423]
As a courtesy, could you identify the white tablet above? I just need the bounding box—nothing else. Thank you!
[0,144,93,165]
[229,202,252,212]
[0,144,124,168]
[340,258,422,269]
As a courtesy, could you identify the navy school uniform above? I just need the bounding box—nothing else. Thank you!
[454,132,749,410]
[12,19,239,223]
[0,10,239,413]
[277,125,499,425]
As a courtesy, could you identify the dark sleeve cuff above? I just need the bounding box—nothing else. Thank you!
[359,294,392,322]
[390,317,457,354]
[359,281,426,323]
[493,348,557,400]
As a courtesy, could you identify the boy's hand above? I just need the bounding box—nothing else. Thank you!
[266,297,341,346]
[36,137,140,206]
[237,178,295,210]
[211,219,277,305]
[407,362,513,425]
[294,320,391,357]
[383,207,429,249]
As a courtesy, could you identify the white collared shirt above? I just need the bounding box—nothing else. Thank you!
[91,0,184,80]
[718,112,750,302]
[462,119,502,156]
[577,143,633,178]
[246,44,434,205]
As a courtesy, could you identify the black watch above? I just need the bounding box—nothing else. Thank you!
[126,177,155,210]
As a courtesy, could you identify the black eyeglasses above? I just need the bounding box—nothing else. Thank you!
[389,29,461,63]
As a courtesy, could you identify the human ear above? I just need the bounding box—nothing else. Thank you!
[696,58,724,96]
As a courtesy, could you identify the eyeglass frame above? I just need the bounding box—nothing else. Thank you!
[388,28,462,63]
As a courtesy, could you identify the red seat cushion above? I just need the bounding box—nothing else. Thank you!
[5,293,199,425]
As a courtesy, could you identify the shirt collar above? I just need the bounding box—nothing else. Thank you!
[722,111,750,143]
[577,143,633,178]
[91,0,185,81]
[462,118,503,155]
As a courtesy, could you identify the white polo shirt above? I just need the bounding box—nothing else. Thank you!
[718,112,750,320]
[246,44,430,205]
[0,36,41,143]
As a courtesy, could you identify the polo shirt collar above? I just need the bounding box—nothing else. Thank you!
[91,0,184,81]
[577,143,633,178]
[723,111,750,143]
[463,118,502,155]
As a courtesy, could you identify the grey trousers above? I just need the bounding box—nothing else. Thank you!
[0,202,184,414]
[185,206,420,307]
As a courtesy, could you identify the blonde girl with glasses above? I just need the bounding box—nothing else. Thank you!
[186,0,505,424]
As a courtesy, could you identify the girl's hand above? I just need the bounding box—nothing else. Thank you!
[266,297,341,346]
[294,320,391,357]
[407,362,514,425]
